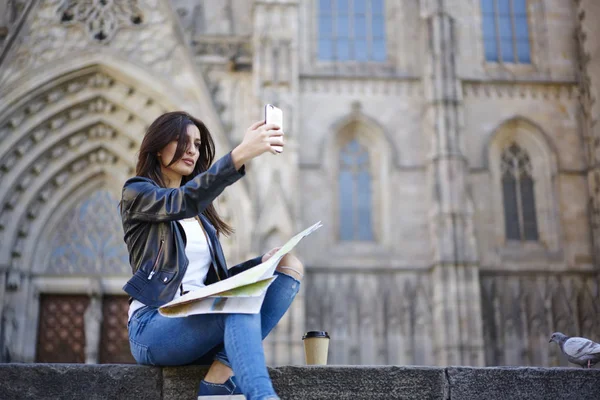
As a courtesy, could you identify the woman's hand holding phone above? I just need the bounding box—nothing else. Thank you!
[265,104,284,153]
[231,120,284,170]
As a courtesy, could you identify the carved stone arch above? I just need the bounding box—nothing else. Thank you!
[321,105,400,168]
[0,64,174,210]
[483,116,559,171]
[0,92,163,252]
[0,117,138,200]
[486,116,561,253]
[28,166,126,275]
[1,56,178,116]
[321,103,393,248]
[0,57,252,274]
[3,143,130,269]
[32,176,127,275]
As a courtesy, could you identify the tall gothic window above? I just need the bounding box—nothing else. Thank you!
[501,144,538,241]
[318,0,386,62]
[339,139,373,240]
[480,0,531,63]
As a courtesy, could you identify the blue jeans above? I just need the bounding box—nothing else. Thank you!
[128,271,300,400]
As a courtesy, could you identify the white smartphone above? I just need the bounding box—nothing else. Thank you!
[264,104,283,153]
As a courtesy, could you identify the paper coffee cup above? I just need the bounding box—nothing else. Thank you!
[302,331,330,365]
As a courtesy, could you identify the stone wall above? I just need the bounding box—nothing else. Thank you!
[1,364,599,400]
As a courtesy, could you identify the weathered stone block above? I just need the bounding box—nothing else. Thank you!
[270,366,447,400]
[447,367,600,400]
[161,365,447,400]
[0,363,162,400]
[162,365,207,400]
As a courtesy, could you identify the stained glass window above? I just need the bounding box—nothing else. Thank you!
[501,143,538,241]
[48,190,129,275]
[339,139,373,240]
[481,0,530,63]
[318,0,386,62]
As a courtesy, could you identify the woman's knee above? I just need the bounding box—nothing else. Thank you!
[276,254,304,281]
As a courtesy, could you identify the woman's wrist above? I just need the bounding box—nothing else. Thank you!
[231,145,250,171]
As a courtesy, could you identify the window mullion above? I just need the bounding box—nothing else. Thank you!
[349,0,354,60]
[510,0,517,63]
[514,165,525,241]
[493,0,502,63]
[367,0,372,61]
[332,0,338,62]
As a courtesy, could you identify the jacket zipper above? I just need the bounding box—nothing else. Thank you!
[148,239,165,280]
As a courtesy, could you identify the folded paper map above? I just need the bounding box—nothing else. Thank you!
[158,221,322,317]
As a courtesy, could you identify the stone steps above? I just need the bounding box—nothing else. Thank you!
[1,364,599,399]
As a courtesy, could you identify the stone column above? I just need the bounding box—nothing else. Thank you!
[252,0,304,365]
[84,295,103,364]
[421,1,484,366]
[575,0,600,267]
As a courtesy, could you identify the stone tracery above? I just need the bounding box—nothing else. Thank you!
[58,0,144,43]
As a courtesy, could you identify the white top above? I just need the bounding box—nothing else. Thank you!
[128,217,213,321]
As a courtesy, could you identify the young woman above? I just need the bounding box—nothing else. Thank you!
[121,111,304,400]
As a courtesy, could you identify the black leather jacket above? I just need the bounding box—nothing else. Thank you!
[120,152,262,308]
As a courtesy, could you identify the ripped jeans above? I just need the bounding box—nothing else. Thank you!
[128,271,300,400]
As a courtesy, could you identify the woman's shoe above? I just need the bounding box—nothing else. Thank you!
[197,376,245,399]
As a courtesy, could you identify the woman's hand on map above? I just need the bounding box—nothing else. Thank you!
[262,247,281,263]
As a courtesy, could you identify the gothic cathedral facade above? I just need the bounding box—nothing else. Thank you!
[0,0,598,367]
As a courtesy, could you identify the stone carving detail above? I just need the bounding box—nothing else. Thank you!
[306,271,434,365]
[0,104,125,215]
[299,78,422,96]
[193,37,252,63]
[0,0,181,85]
[0,71,116,143]
[46,190,129,275]
[463,82,577,100]
[480,273,600,367]
[0,0,30,52]
[58,0,143,43]
[0,66,171,274]
[9,144,129,270]
[0,120,123,237]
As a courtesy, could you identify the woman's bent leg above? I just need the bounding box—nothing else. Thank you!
[260,271,301,337]
[224,313,278,399]
[129,307,279,399]
[128,307,228,366]
[212,271,301,369]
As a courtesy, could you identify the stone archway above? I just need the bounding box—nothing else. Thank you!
[0,66,170,272]
[0,63,174,362]
[0,60,258,361]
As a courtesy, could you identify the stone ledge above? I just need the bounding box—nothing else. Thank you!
[1,364,599,400]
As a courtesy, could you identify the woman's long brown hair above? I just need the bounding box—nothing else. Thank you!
[135,111,233,236]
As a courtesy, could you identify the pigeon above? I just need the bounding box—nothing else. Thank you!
[549,332,600,368]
